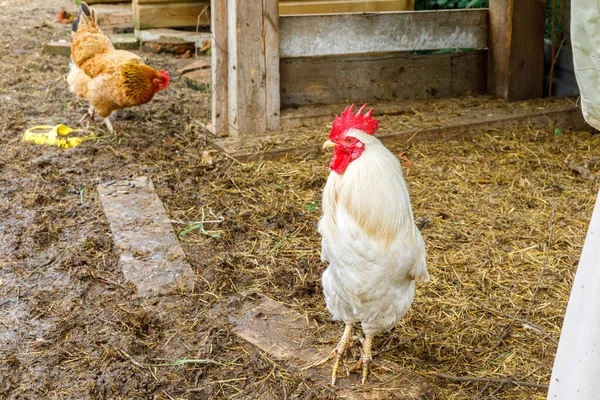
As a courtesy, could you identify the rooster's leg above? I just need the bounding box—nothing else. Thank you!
[302,323,354,386]
[350,335,374,384]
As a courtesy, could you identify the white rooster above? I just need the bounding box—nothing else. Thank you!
[316,104,429,385]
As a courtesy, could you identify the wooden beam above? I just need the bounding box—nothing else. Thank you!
[488,0,545,101]
[86,0,130,3]
[280,50,487,106]
[279,0,414,14]
[211,0,228,136]
[214,97,587,162]
[227,0,280,136]
[280,9,488,58]
[132,1,210,30]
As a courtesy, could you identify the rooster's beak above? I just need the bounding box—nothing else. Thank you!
[323,140,336,150]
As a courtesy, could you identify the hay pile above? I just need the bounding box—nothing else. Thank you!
[161,120,599,399]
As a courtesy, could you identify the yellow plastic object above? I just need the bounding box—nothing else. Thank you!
[22,125,96,149]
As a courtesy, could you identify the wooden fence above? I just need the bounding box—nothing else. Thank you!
[211,0,545,137]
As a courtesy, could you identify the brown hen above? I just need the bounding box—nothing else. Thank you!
[67,2,170,133]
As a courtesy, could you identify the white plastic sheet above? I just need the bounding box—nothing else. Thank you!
[547,190,600,399]
[570,0,600,129]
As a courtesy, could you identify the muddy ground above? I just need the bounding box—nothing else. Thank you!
[2,1,600,399]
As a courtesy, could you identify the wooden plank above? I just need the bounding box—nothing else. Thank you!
[488,0,545,101]
[87,0,130,3]
[133,1,210,30]
[230,296,433,397]
[279,0,413,14]
[227,0,280,136]
[138,0,200,2]
[211,0,228,136]
[265,0,281,132]
[280,9,487,58]
[280,50,487,106]
[92,3,132,27]
[97,177,195,297]
[215,97,588,162]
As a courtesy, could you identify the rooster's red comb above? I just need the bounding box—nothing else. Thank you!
[329,104,379,141]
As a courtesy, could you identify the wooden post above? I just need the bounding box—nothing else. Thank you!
[488,0,546,101]
[221,0,280,137]
[211,0,228,136]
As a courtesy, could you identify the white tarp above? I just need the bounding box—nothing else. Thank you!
[570,0,600,129]
[547,186,600,399]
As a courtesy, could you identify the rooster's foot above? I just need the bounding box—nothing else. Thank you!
[348,336,388,384]
[301,323,354,386]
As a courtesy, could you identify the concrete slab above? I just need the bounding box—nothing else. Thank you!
[97,176,195,297]
[135,28,211,49]
[42,41,71,57]
[182,69,210,92]
[109,33,139,50]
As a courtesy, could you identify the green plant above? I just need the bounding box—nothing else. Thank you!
[305,200,320,212]
[414,0,488,10]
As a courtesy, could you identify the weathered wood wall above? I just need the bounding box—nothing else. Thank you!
[280,51,488,106]
[280,9,488,58]
[132,0,413,31]
[278,9,488,106]
[213,5,491,135]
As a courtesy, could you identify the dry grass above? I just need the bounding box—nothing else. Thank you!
[162,124,599,399]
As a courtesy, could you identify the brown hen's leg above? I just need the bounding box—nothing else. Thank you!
[350,335,374,384]
[78,106,95,128]
[312,323,354,386]
[103,117,114,134]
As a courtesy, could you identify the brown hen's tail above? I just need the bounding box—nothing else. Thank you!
[72,2,96,32]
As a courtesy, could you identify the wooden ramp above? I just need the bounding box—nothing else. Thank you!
[230,296,434,399]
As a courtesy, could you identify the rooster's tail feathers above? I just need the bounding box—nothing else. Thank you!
[72,2,96,32]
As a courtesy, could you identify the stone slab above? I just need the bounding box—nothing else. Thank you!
[97,176,195,297]
[230,296,433,399]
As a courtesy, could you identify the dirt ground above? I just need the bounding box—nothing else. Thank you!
[2,1,600,399]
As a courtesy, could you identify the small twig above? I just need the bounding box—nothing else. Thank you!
[478,303,558,345]
[171,218,224,225]
[120,349,146,369]
[373,331,424,356]
[121,348,237,370]
[491,322,514,351]
[150,358,232,367]
[525,199,555,321]
[434,372,548,390]
[21,249,69,280]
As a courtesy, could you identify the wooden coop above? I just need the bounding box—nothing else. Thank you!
[210,0,549,139]
[81,0,583,158]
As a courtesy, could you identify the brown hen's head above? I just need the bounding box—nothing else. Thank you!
[153,70,170,93]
